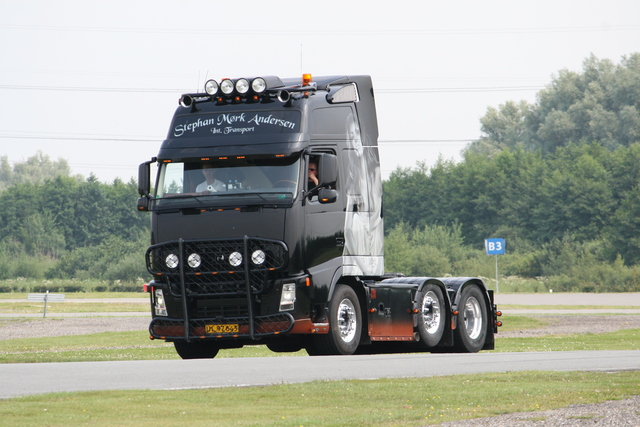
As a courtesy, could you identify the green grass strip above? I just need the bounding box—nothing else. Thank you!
[500,304,639,310]
[1,328,639,364]
[0,371,639,426]
[0,302,147,314]
[0,292,147,300]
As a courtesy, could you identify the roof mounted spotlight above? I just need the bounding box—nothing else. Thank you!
[220,79,235,95]
[235,78,250,94]
[251,77,267,94]
[204,79,219,96]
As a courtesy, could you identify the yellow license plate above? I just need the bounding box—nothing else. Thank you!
[205,324,239,334]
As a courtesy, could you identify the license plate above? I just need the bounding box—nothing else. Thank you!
[205,324,239,334]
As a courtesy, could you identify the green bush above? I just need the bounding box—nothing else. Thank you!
[546,258,640,292]
[109,282,143,292]
[12,254,54,279]
[46,235,148,282]
[103,254,148,283]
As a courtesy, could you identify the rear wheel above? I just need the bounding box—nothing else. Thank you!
[453,286,487,353]
[307,284,361,356]
[416,284,446,348]
[173,341,219,359]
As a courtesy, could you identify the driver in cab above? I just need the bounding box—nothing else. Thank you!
[196,165,226,193]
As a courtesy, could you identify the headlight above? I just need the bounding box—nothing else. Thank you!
[187,253,202,268]
[229,251,243,267]
[251,249,266,265]
[204,79,219,95]
[279,283,296,311]
[165,253,179,269]
[220,79,234,95]
[154,288,168,316]
[251,77,267,93]
[235,78,250,94]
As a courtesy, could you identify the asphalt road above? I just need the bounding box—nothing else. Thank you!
[2,293,639,398]
[1,350,639,398]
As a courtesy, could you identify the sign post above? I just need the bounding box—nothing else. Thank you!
[484,238,506,293]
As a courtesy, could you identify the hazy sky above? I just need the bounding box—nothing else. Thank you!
[1,0,639,182]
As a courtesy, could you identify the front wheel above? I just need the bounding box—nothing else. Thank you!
[307,284,361,356]
[267,341,304,353]
[453,285,488,353]
[416,284,446,348]
[173,341,219,359]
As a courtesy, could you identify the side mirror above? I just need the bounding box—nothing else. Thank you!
[138,158,155,196]
[318,153,337,187]
[318,188,337,204]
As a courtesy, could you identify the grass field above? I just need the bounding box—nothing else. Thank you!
[0,292,146,300]
[1,293,639,426]
[0,302,146,314]
[1,314,639,363]
[1,370,639,426]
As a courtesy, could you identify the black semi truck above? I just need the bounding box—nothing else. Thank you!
[137,74,501,358]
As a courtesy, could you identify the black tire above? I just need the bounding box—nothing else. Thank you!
[267,341,304,353]
[173,341,220,359]
[453,285,488,353]
[307,284,361,356]
[416,284,446,348]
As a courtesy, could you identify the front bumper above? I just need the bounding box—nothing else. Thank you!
[149,312,295,340]
[146,236,291,341]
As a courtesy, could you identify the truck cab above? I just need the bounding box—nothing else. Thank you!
[138,74,500,358]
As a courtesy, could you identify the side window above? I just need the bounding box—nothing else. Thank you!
[307,156,320,191]
[306,151,338,204]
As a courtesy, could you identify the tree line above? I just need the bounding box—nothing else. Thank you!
[383,53,640,292]
[0,153,149,287]
[1,53,639,292]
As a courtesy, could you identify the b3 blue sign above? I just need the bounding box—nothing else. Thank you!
[485,238,506,255]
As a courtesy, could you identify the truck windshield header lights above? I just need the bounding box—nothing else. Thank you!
[178,74,317,107]
[220,79,235,95]
[204,79,219,95]
[235,78,250,94]
[251,77,267,93]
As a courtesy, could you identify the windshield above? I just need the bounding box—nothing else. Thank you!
[153,155,300,208]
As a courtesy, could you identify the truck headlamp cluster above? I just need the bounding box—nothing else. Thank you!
[204,79,219,95]
[279,283,296,311]
[251,249,266,265]
[235,78,250,94]
[220,79,235,95]
[187,253,202,268]
[179,75,312,108]
[228,249,267,268]
[154,288,168,316]
[199,77,275,98]
[161,248,271,270]
[251,77,267,93]
[165,253,179,269]
[229,251,243,267]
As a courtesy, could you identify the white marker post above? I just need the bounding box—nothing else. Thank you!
[484,238,506,293]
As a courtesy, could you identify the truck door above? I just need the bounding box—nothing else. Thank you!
[304,151,344,297]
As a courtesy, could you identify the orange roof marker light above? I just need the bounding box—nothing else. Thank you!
[302,73,313,86]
